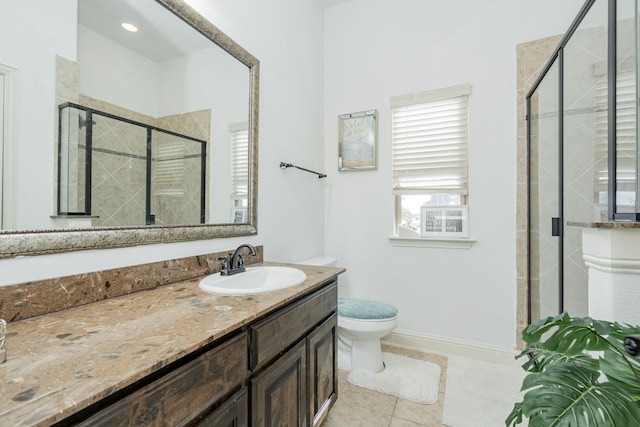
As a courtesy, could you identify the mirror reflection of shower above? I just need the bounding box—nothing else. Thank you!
[57,103,206,227]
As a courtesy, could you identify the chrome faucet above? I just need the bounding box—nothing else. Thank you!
[220,244,257,276]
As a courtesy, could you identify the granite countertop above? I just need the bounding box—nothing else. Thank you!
[567,221,640,228]
[0,263,344,426]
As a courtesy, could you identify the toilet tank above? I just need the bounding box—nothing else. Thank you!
[298,256,337,267]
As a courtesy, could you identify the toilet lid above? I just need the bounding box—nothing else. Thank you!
[338,298,398,320]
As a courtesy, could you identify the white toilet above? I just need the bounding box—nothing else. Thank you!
[299,257,398,373]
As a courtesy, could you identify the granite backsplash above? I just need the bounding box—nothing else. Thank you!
[0,246,263,322]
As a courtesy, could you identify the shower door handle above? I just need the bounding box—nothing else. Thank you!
[551,217,561,237]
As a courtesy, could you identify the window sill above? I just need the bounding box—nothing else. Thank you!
[388,236,476,249]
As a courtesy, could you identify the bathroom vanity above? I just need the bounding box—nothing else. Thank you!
[0,262,344,427]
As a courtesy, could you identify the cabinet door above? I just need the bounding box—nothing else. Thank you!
[251,339,307,427]
[196,387,248,427]
[307,314,337,427]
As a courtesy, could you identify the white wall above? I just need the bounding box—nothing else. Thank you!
[78,25,160,117]
[0,0,326,285]
[0,0,77,229]
[323,0,585,349]
[183,0,327,262]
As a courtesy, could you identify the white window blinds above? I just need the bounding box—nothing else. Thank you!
[230,122,249,199]
[391,84,471,195]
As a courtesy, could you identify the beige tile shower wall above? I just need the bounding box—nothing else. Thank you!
[516,35,562,348]
[157,110,211,140]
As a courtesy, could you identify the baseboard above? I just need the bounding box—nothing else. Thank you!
[381,329,523,368]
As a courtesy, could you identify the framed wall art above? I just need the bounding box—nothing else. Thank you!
[420,205,469,238]
[338,110,377,171]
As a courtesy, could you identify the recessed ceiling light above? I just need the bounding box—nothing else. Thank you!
[121,22,138,32]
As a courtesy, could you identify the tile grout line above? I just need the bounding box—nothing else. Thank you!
[388,396,399,426]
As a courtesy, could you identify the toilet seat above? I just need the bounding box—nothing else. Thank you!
[338,297,398,320]
[338,315,397,332]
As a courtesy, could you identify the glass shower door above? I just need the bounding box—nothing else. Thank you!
[151,130,206,226]
[615,0,640,216]
[90,114,148,227]
[0,73,5,228]
[529,60,562,321]
[562,0,608,317]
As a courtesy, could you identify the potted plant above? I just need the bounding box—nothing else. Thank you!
[507,312,640,427]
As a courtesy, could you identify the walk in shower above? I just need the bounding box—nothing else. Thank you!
[528,0,640,322]
[57,103,206,227]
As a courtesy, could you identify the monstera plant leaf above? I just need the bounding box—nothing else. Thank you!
[522,313,615,354]
[507,313,640,427]
[513,364,640,427]
[518,344,599,373]
[599,347,640,398]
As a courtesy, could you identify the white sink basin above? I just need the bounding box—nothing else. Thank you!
[198,266,307,295]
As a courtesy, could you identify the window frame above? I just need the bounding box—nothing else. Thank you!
[390,84,472,243]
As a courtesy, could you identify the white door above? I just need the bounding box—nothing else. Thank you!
[0,72,4,228]
[0,65,16,230]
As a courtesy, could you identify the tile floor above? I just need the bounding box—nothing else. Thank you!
[323,345,450,427]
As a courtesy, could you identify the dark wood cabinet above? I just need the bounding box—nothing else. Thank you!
[250,284,338,427]
[60,279,338,427]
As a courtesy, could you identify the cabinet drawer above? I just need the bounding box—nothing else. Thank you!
[76,332,247,427]
[250,280,337,370]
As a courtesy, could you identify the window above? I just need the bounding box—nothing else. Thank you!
[230,122,249,212]
[391,84,470,237]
